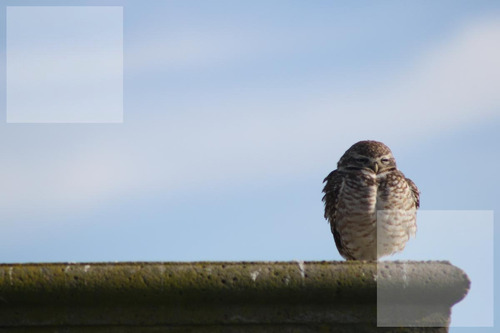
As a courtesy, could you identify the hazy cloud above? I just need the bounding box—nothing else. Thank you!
[1,14,499,224]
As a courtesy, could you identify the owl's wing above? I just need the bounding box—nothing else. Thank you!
[323,170,353,259]
[322,170,342,221]
[405,177,420,209]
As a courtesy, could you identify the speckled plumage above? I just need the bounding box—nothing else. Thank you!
[322,140,419,260]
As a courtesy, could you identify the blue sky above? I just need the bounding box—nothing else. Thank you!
[0,1,499,330]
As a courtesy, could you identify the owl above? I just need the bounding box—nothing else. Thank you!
[322,140,420,260]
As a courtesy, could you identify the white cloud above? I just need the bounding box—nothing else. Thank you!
[383,16,500,127]
[125,19,353,75]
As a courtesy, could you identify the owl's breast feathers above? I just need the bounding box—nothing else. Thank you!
[322,169,378,222]
[322,168,419,260]
[323,169,419,220]
[376,170,420,209]
[322,169,378,259]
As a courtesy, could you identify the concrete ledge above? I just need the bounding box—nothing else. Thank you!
[0,261,470,332]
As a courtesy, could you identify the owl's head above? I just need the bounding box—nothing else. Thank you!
[337,140,396,174]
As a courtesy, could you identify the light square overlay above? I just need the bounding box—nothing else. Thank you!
[377,210,494,327]
[6,6,123,123]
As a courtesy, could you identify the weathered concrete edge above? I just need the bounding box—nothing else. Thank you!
[0,261,469,307]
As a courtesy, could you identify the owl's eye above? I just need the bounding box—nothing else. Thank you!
[381,158,390,164]
[356,158,369,164]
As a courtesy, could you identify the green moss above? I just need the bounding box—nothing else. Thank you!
[0,261,468,330]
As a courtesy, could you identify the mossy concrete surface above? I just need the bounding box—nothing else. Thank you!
[0,261,469,332]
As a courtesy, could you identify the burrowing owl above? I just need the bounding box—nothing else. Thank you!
[322,140,419,260]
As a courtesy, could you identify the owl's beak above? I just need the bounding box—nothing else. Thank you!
[371,162,379,174]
